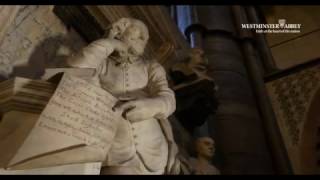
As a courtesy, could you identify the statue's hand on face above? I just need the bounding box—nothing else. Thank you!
[108,38,129,56]
[108,18,131,40]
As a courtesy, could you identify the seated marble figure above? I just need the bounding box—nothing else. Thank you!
[67,17,181,175]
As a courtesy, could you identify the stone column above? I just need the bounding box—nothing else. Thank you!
[244,6,278,75]
[195,5,274,174]
[176,5,203,48]
[232,5,292,174]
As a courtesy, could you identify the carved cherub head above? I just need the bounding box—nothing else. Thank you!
[108,18,149,56]
[195,136,215,160]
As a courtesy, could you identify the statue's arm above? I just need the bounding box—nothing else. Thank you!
[112,60,176,122]
[146,60,176,119]
[67,38,116,69]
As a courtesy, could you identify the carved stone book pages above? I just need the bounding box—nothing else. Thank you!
[0,73,122,172]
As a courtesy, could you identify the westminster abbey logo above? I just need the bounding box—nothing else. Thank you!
[241,19,301,34]
[278,19,286,28]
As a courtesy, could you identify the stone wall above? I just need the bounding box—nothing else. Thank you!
[266,62,320,173]
[0,5,86,80]
[263,6,320,69]
[262,6,320,173]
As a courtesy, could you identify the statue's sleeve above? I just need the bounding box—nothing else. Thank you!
[146,60,176,119]
[67,39,114,69]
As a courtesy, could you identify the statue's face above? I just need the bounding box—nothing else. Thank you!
[108,18,148,57]
[196,137,215,159]
[121,25,147,56]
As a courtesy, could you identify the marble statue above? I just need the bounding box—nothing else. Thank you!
[67,17,180,175]
[189,136,220,175]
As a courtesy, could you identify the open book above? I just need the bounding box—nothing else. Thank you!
[0,73,122,173]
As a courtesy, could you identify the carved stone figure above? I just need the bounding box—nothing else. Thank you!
[189,137,220,175]
[169,48,219,134]
[67,17,180,175]
[170,47,215,86]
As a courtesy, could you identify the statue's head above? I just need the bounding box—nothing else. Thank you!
[195,136,215,160]
[108,18,149,56]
